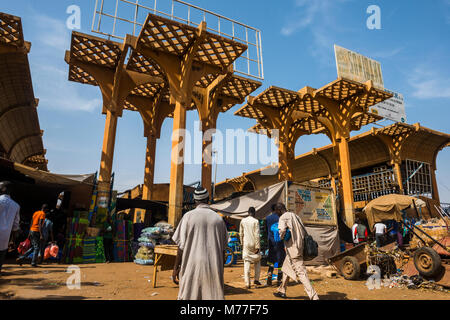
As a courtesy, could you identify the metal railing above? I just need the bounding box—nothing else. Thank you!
[91,0,264,80]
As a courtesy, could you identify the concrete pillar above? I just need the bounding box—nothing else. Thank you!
[99,109,118,184]
[278,140,293,181]
[142,135,157,201]
[168,100,187,227]
[201,129,213,197]
[393,162,404,194]
[337,137,355,227]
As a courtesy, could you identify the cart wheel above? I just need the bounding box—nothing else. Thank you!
[341,256,361,280]
[224,247,234,267]
[413,247,441,277]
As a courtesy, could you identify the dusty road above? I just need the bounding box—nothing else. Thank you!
[0,261,448,300]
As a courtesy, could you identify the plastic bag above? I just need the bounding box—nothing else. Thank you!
[44,243,59,260]
[17,238,31,255]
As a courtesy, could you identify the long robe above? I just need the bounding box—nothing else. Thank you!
[172,203,228,300]
[278,211,307,281]
[278,211,318,300]
[239,216,261,262]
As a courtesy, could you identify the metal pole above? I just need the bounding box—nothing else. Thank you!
[212,149,218,202]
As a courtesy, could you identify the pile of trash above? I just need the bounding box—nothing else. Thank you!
[380,273,448,292]
[134,222,175,265]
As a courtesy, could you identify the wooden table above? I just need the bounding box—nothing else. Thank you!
[152,245,178,288]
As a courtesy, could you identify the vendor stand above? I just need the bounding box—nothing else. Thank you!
[152,244,178,288]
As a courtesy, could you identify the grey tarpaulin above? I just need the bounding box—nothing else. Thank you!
[303,225,340,266]
[210,181,340,266]
[210,182,286,220]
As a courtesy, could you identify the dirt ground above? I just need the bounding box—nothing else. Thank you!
[0,260,449,300]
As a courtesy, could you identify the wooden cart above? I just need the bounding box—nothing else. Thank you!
[327,243,368,280]
[152,245,178,288]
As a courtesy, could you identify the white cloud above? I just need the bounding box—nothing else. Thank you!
[408,66,450,99]
[26,12,102,112]
[31,13,70,51]
[372,47,403,59]
[280,1,322,36]
[280,0,353,66]
[33,63,102,112]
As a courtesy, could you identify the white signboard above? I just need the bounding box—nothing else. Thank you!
[334,44,384,90]
[370,89,407,123]
[286,183,337,226]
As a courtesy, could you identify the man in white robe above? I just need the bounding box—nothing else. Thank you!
[239,207,261,288]
[172,187,228,300]
[273,203,319,300]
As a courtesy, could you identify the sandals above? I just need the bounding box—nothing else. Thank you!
[273,291,287,299]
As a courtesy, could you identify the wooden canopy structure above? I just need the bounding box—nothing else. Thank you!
[214,122,450,215]
[66,13,261,226]
[235,78,392,226]
[0,12,47,171]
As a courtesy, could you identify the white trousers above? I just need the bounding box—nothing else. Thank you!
[243,260,260,286]
[277,259,319,300]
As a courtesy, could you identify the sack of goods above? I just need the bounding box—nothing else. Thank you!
[133,222,174,265]
[410,218,449,248]
[134,246,154,265]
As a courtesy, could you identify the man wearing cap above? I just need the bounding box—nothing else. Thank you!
[172,186,229,300]
[0,181,20,274]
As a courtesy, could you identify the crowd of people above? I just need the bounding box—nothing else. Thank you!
[352,217,408,248]
[3,179,413,300]
[0,180,116,273]
[171,186,319,300]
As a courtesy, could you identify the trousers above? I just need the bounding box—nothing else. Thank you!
[243,260,260,286]
[277,258,319,300]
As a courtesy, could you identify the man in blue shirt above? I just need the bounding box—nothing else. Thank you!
[265,204,286,286]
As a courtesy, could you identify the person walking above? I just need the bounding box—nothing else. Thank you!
[172,187,229,300]
[351,221,359,246]
[374,221,387,248]
[239,207,261,289]
[354,218,368,244]
[18,204,48,267]
[0,181,20,275]
[38,211,54,264]
[265,203,285,286]
[273,203,319,300]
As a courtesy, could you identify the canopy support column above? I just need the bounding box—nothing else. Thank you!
[143,135,157,201]
[337,136,355,227]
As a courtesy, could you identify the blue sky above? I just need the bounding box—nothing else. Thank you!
[2,0,450,201]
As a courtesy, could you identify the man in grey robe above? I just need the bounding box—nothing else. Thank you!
[172,187,228,300]
[273,203,319,300]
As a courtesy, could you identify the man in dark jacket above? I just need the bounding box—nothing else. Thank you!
[265,204,286,286]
